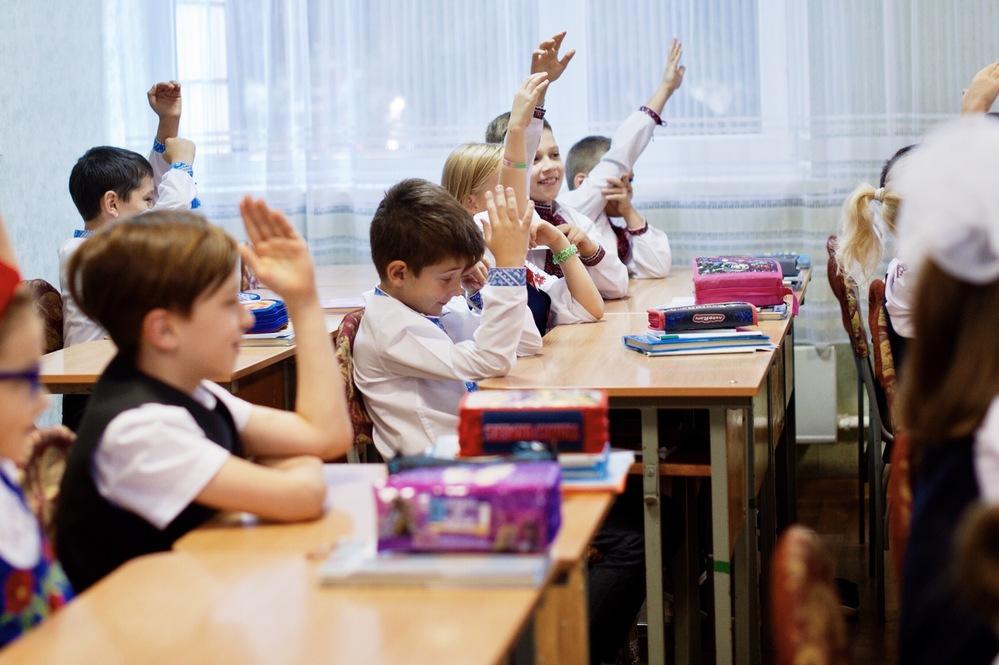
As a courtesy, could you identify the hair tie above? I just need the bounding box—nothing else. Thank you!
[873,187,886,202]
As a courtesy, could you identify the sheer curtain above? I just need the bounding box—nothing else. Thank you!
[102,0,999,343]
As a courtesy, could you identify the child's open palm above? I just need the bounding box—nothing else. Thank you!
[239,197,317,304]
[662,39,686,93]
[510,73,550,131]
[531,32,575,84]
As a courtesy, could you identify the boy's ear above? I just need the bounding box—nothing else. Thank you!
[101,190,120,218]
[572,173,587,189]
[141,308,180,353]
[385,260,409,286]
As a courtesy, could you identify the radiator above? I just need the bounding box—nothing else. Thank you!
[794,344,837,443]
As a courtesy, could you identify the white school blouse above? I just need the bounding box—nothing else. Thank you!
[560,110,672,279]
[0,461,41,568]
[353,269,541,459]
[59,143,199,347]
[885,258,916,339]
[92,381,252,530]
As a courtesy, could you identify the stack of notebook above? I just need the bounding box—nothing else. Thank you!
[623,329,773,356]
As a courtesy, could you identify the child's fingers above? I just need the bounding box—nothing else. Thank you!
[559,48,576,68]
[239,197,264,246]
[520,201,535,229]
[503,186,518,222]
[483,189,499,227]
[531,80,550,103]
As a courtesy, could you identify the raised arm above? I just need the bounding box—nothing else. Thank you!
[962,61,999,114]
[236,197,352,460]
[499,73,549,213]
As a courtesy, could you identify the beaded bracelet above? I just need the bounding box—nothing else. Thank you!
[552,244,579,265]
[502,158,528,169]
[639,105,666,127]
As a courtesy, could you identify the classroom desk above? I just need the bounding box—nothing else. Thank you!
[480,273,806,665]
[39,314,345,409]
[176,464,615,665]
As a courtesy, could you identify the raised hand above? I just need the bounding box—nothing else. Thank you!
[661,38,685,94]
[509,73,550,132]
[962,60,999,114]
[602,175,636,216]
[483,186,534,268]
[239,196,317,306]
[147,81,182,119]
[531,31,575,106]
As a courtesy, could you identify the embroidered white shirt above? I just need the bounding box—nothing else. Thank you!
[353,269,540,458]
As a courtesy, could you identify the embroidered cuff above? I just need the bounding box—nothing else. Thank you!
[152,138,167,154]
[579,246,606,267]
[171,162,194,177]
[467,291,484,311]
[639,106,666,127]
[533,106,546,120]
[487,267,527,287]
[626,220,650,236]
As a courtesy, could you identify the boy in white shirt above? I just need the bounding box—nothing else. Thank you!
[60,81,199,348]
[56,201,352,591]
[353,179,541,459]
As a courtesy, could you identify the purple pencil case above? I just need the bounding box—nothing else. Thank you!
[374,461,562,553]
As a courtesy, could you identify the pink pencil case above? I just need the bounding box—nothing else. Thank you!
[692,256,798,314]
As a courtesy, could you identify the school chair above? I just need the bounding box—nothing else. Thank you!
[826,237,891,622]
[887,430,912,605]
[867,279,898,427]
[770,525,850,665]
[333,309,382,464]
[22,278,64,353]
[23,427,74,540]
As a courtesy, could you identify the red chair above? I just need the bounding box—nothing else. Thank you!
[770,525,850,665]
[333,309,381,464]
[827,236,891,622]
[887,430,912,601]
[22,427,75,540]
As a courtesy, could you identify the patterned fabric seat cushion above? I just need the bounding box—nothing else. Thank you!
[334,309,381,463]
[825,236,869,359]
[21,279,63,354]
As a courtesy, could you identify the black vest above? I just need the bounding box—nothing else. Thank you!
[899,437,999,665]
[55,354,243,592]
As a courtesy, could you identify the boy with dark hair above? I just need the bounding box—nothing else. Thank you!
[353,179,541,459]
[60,81,199,348]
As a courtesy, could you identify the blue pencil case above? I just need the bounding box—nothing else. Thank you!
[243,298,289,333]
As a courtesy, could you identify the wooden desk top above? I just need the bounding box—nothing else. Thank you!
[0,550,539,665]
[40,314,345,388]
[480,313,787,398]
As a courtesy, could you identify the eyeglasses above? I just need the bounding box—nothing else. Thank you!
[0,365,42,394]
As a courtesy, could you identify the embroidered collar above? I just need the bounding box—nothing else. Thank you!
[73,229,94,239]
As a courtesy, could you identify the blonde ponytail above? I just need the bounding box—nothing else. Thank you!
[835,182,901,285]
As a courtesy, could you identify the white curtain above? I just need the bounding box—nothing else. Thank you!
[102,0,999,344]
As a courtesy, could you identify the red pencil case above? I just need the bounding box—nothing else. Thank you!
[691,256,798,314]
[458,389,608,456]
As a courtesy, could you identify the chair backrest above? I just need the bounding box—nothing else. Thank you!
[22,427,75,540]
[888,429,913,601]
[826,235,869,360]
[867,279,898,427]
[771,525,850,665]
[22,278,64,353]
[333,308,382,464]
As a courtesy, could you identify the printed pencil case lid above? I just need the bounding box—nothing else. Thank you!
[648,302,758,331]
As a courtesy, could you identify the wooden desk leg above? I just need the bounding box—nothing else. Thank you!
[709,407,734,665]
[733,407,761,665]
[532,563,588,665]
[640,406,666,665]
[672,476,700,665]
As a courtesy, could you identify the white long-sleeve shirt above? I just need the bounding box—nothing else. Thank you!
[560,110,672,278]
[353,267,542,458]
[59,142,199,347]
[523,117,630,299]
